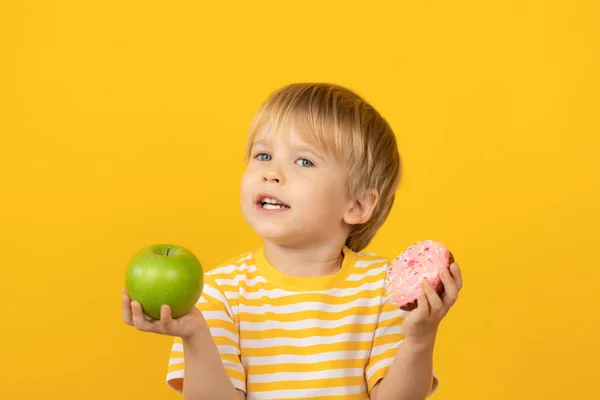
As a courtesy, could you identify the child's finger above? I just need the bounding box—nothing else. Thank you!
[122,290,133,325]
[160,305,173,331]
[422,279,443,312]
[131,301,152,331]
[450,263,463,290]
[416,287,430,318]
[440,269,458,307]
[416,293,429,318]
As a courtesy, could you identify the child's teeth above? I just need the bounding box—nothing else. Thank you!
[263,204,283,210]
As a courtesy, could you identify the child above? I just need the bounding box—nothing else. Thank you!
[122,82,463,400]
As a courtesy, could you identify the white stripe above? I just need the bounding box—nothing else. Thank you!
[234,310,403,332]
[198,296,239,318]
[374,324,404,337]
[207,254,253,274]
[244,349,370,365]
[202,310,236,321]
[370,340,401,358]
[230,378,246,392]
[171,340,241,355]
[224,291,240,299]
[380,295,410,314]
[201,284,233,316]
[166,370,184,391]
[215,275,267,287]
[377,309,408,322]
[357,251,377,256]
[223,360,245,372]
[239,280,385,300]
[217,345,239,355]
[355,259,389,267]
[239,312,380,331]
[246,384,365,399]
[239,296,380,315]
[247,368,364,383]
[168,357,184,365]
[167,367,245,393]
[171,343,183,352]
[207,261,256,276]
[241,331,376,348]
[366,357,394,381]
[346,265,387,281]
[210,327,239,343]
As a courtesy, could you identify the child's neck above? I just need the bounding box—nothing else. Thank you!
[262,240,345,278]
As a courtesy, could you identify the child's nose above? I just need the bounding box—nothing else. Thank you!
[263,166,284,184]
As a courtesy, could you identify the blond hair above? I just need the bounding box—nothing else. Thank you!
[245,83,401,252]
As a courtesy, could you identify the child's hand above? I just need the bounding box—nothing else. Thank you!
[402,262,463,344]
[121,289,206,340]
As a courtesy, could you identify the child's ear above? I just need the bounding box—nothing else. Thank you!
[344,189,379,225]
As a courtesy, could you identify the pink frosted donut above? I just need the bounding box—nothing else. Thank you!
[385,240,454,311]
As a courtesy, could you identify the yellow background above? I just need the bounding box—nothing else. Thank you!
[1,1,598,399]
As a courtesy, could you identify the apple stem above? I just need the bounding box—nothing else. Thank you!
[166,247,171,256]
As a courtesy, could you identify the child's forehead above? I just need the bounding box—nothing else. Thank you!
[246,118,348,167]
[251,123,318,150]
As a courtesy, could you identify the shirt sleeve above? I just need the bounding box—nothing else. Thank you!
[365,299,439,396]
[166,273,246,393]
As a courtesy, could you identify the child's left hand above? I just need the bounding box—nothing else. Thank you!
[402,262,463,343]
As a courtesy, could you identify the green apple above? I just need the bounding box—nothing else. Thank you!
[125,244,204,320]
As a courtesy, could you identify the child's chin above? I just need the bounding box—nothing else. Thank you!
[258,230,291,243]
[254,227,297,245]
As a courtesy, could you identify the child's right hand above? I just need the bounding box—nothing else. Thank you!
[121,289,206,340]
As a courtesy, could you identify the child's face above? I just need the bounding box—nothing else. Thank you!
[240,125,352,248]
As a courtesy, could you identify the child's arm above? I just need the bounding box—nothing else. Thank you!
[370,336,436,400]
[181,314,246,400]
[123,292,245,400]
[371,262,462,400]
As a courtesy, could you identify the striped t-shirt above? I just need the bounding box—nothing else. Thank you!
[166,246,439,399]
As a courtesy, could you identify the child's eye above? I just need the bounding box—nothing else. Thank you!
[295,158,314,167]
[255,153,272,161]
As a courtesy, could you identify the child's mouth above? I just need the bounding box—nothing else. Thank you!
[257,196,290,211]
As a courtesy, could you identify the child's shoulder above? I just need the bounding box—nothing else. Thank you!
[352,248,394,267]
[204,249,256,278]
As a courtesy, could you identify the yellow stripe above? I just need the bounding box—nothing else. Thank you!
[213,336,238,347]
[371,332,404,347]
[237,288,384,307]
[368,347,398,366]
[248,376,364,392]
[200,291,234,310]
[221,353,242,365]
[168,363,244,382]
[168,353,243,368]
[280,395,366,400]
[239,304,383,323]
[240,323,378,340]
[198,318,238,333]
[225,366,246,382]
[367,367,387,391]
[247,359,365,374]
[206,255,386,278]
[242,340,372,357]
[167,362,184,373]
[211,270,386,294]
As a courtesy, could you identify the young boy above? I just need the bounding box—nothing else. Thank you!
[122,83,463,400]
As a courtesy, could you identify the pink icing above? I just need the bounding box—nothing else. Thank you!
[384,240,451,308]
